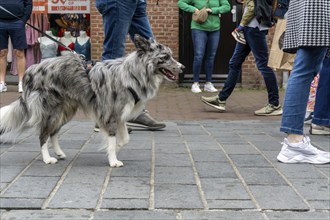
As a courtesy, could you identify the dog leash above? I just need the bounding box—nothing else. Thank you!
[0,5,81,58]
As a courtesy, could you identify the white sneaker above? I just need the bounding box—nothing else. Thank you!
[0,81,7,92]
[191,83,202,93]
[18,81,23,93]
[277,136,330,164]
[204,82,218,92]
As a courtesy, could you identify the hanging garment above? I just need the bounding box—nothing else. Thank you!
[74,38,91,60]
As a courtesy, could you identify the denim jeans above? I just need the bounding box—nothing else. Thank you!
[280,47,327,135]
[95,0,153,60]
[191,29,220,82]
[219,27,279,106]
[312,56,330,126]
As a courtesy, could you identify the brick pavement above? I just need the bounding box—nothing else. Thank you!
[0,85,329,220]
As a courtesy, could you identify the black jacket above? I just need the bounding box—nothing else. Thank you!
[0,0,32,22]
[254,0,274,27]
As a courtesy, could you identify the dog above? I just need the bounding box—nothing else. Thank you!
[0,35,185,167]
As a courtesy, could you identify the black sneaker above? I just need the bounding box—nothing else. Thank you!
[127,110,166,131]
[231,29,246,44]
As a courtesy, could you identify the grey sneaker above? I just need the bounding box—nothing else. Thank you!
[277,136,330,164]
[254,104,282,116]
[309,124,330,135]
[127,111,166,130]
[200,95,226,111]
[94,123,132,133]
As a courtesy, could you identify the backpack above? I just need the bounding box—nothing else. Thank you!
[273,0,290,19]
[254,0,275,27]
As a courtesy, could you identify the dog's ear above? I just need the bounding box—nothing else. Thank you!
[134,34,151,53]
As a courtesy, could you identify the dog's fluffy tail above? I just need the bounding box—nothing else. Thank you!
[0,98,30,141]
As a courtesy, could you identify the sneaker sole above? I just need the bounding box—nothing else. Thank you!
[200,98,225,112]
[277,153,330,164]
[231,32,246,45]
[254,109,283,116]
[309,128,330,135]
[204,89,218,93]
[126,122,166,130]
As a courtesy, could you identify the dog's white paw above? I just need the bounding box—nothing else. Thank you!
[110,160,124,167]
[56,153,66,159]
[43,157,58,164]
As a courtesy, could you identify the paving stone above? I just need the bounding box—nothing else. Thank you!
[181,210,264,219]
[266,211,330,220]
[0,152,38,166]
[155,143,187,154]
[1,176,59,198]
[190,150,228,162]
[124,140,152,150]
[101,198,149,209]
[238,167,287,185]
[155,153,191,166]
[195,162,237,178]
[251,140,282,151]
[200,178,250,200]
[229,154,272,167]
[0,166,25,182]
[8,142,40,152]
[249,185,309,210]
[207,199,256,209]
[221,143,259,154]
[94,210,176,220]
[308,200,330,210]
[186,141,220,150]
[104,177,150,199]
[118,149,151,161]
[111,161,151,177]
[275,163,327,179]
[154,136,183,144]
[0,198,43,209]
[2,210,92,220]
[154,184,203,209]
[155,166,195,184]
[290,179,330,201]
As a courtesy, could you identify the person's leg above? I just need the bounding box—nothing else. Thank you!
[8,20,27,92]
[311,56,330,127]
[218,42,250,101]
[277,47,329,164]
[192,29,207,84]
[204,30,220,83]
[0,21,9,92]
[246,27,280,107]
[128,0,153,40]
[96,0,138,60]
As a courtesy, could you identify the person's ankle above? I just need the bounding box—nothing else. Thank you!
[287,134,304,144]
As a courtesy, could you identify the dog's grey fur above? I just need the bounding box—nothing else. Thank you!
[0,35,184,167]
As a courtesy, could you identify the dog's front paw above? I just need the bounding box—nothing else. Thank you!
[110,160,124,167]
[43,157,58,164]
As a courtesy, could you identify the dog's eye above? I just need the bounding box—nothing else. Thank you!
[163,55,170,60]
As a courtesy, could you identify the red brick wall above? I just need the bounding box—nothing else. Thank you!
[90,1,280,88]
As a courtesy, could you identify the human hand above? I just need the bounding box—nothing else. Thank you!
[194,9,200,14]
[206,8,212,13]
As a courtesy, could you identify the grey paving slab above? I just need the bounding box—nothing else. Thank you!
[190,149,228,162]
[104,177,150,199]
[155,153,192,166]
[229,154,272,167]
[0,151,38,166]
[155,166,195,184]
[186,141,220,150]
[0,166,25,182]
[221,143,260,154]
[155,143,187,154]
[194,162,238,178]
[0,198,44,209]
[101,198,149,209]
[266,211,330,220]
[93,210,177,220]
[275,163,328,179]
[111,161,151,177]
[249,185,309,210]
[180,210,264,220]
[118,149,151,161]
[207,199,256,209]
[154,184,203,209]
[238,167,287,185]
[1,210,92,220]
[289,178,330,201]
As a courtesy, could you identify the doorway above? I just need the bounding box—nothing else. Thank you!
[178,0,243,85]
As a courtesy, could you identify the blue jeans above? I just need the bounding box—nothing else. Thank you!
[95,0,153,60]
[312,56,330,126]
[219,27,279,106]
[191,29,220,82]
[280,47,327,135]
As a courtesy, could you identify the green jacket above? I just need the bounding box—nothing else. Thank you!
[178,0,231,31]
[240,0,255,26]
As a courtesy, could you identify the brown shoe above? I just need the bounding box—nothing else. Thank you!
[127,110,166,130]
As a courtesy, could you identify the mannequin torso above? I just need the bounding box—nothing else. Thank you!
[59,31,75,56]
[75,30,91,60]
[38,31,59,60]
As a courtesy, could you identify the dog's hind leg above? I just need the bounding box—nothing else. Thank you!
[51,131,66,159]
[106,135,124,167]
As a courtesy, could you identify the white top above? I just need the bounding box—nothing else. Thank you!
[38,31,59,45]
[77,31,90,45]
